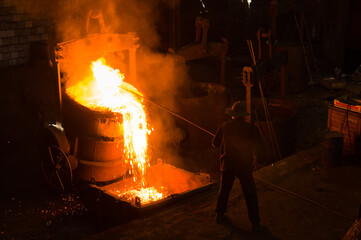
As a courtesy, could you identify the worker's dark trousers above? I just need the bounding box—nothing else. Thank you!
[216,170,260,226]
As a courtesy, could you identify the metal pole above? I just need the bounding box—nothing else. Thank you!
[293,11,314,85]
[119,86,216,137]
[247,39,282,160]
[242,66,253,123]
[56,61,63,121]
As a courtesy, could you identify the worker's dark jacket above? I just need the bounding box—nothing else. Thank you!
[212,118,263,172]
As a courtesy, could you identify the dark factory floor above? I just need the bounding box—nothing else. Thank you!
[86,146,361,240]
[1,56,361,239]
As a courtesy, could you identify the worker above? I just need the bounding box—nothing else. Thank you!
[212,100,265,232]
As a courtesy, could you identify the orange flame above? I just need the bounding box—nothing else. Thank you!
[65,57,208,205]
[66,58,151,187]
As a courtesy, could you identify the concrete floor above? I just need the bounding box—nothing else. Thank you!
[86,146,361,240]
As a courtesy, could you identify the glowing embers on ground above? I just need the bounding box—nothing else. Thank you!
[65,58,159,201]
[100,163,212,207]
[113,186,171,205]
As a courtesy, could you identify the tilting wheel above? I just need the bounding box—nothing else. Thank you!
[41,145,73,191]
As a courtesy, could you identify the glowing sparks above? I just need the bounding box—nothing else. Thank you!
[66,58,150,187]
[114,187,169,205]
[64,57,209,206]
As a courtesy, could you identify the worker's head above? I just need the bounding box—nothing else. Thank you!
[225,101,249,119]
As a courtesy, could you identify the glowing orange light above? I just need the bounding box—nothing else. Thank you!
[66,58,168,202]
[114,187,169,205]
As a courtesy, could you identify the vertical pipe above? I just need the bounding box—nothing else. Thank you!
[270,0,278,32]
[195,17,202,42]
[56,61,63,121]
[242,66,253,123]
[201,19,210,51]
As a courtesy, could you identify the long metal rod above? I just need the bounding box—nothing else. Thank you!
[250,40,281,160]
[120,87,216,137]
[56,61,63,122]
[302,16,320,81]
[293,11,314,85]
[144,97,216,137]
[247,40,282,160]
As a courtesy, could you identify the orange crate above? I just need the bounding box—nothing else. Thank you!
[327,105,361,154]
[333,99,361,113]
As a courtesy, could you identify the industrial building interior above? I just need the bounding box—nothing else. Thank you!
[0,0,361,239]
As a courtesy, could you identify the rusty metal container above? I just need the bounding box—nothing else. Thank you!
[75,138,127,182]
[321,132,343,168]
[61,93,128,183]
[54,33,140,184]
[62,93,123,139]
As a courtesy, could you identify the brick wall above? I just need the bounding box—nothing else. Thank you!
[0,0,55,68]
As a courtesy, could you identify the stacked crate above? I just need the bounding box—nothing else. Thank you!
[327,104,361,155]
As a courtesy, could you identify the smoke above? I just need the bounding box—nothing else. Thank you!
[52,0,179,46]
[135,49,190,164]
[7,0,220,175]
[53,0,189,162]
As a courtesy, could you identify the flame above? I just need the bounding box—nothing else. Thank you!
[66,58,165,201]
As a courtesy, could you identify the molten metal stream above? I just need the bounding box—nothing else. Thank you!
[66,58,164,203]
